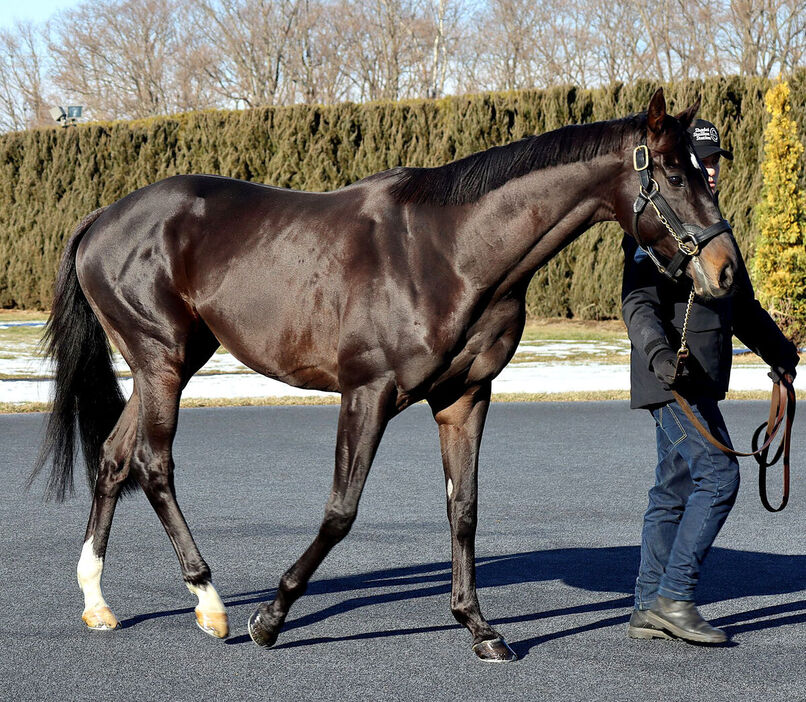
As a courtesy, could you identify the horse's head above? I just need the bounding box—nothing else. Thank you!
[615,88,739,298]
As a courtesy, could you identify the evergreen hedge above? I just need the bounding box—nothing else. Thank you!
[1,74,804,313]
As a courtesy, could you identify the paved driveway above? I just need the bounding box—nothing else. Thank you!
[2,402,804,701]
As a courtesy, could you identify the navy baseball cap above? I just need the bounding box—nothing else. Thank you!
[687,119,733,160]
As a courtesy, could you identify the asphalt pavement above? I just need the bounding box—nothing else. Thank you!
[1,402,804,702]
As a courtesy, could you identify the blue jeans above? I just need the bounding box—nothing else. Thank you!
[634,397,740,609]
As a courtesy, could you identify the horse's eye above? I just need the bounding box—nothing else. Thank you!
[667,175,684,187]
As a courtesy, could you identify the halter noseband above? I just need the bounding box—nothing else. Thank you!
[632,142,731,281]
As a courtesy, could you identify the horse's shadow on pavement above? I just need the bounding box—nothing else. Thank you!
[121,546,806,658]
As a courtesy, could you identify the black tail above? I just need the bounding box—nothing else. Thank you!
[31,208,130,501]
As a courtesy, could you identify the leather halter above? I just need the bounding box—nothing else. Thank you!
[632,143,732,281]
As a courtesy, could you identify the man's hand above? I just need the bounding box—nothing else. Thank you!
[651,347,689,390]
[769,365,797,384]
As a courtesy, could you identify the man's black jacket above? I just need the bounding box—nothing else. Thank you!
[621,235,799,409]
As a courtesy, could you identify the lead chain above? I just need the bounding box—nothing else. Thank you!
[678,286,696,359]
[643,181,699,255]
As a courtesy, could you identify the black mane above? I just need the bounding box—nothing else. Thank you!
[390,113,646,206]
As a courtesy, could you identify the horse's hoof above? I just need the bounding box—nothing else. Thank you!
[248,607,279,648]
[472,637,518,662]
[195,608,229,639]
[82,605,120,631]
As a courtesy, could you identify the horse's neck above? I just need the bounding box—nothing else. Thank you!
[455,153,622,294]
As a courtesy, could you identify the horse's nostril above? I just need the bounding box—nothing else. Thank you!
[719,264,734,290]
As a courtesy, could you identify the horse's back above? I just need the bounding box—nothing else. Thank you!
[74,174,399,391]
[77,173,365,296]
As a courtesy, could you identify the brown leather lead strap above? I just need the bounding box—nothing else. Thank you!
[670,287,796,512]
[755,380,796,512]
[671,378,796,512]
[671,384,785,457]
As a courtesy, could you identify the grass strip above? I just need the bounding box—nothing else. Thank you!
[0,310,49,322]
[2,389,778,415]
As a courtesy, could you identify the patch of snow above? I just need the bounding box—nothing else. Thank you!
[514,340,630,358]
[3,363,798,405]
[2,332,800,404]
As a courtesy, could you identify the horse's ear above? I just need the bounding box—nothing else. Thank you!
[647,88,666,134]
[675,96,700,130]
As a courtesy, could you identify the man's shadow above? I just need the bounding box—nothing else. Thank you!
[121,546,806,658]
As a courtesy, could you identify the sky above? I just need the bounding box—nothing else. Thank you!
[0,0,81,29]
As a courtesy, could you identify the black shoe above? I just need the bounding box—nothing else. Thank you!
[627,609,673,640]
[645,596,727,644]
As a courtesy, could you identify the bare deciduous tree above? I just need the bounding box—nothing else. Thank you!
[285,0,353,104]
[189,0,301,108]
[722,0,806,78]
[469,0,544,91]
[50,0,186,120]
[0,22,49,131]
[1,0,806,133]
[586,0,648,85]
[428,0,449,98]
[336,0,428,101]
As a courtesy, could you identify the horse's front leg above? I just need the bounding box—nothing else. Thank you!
[248,378,396,648]
[429,382,517,662]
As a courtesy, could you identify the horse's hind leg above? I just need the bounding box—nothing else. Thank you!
[78,394,139,630]
[429,382,517,662]
[126,334,229,638]
[248,379,396,648]
[79,316,227,637]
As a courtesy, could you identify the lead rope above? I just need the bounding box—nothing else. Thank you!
[670,286,795,512]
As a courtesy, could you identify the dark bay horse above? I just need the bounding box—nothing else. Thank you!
[34,88,738,661]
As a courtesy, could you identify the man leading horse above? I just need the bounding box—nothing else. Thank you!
[622,119,799,644]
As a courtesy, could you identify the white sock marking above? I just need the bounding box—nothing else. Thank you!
[77,537,108,611]
[187,582,226,613]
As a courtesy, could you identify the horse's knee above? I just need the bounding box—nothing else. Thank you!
[130,449,174,493]
[95,463,127,493]
[98,401,138,481]
[449,500,477,542]
[97,434,135,488]
[319,509,356,542]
